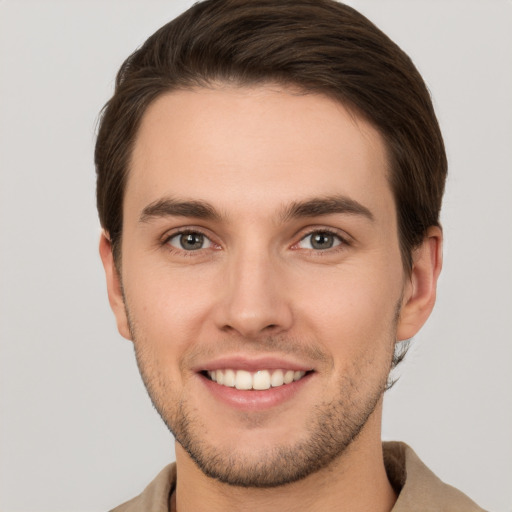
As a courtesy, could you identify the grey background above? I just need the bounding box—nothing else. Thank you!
[0,1,511,511]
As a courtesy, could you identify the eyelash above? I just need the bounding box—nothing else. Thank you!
[161,227,351,256]
[293,228,350,254]
[162,229,218,256]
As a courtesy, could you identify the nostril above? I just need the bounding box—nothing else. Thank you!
[222,323,277,333]
[263,324,280,333]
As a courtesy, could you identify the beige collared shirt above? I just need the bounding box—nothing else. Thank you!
[110,442,486,512]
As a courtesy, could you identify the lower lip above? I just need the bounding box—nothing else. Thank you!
[200,372,313,411]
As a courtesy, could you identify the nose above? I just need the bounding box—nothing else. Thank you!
[214,249,293,339]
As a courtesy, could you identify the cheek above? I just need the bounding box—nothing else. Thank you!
[293,262,402,355]
[122,257,223,361]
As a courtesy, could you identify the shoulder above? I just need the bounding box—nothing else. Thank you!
[384,441,487,512]
[109,463,176,512]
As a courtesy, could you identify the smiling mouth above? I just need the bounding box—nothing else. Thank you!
[204,369,312,390]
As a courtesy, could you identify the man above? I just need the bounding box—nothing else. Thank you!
[95,1,485,510]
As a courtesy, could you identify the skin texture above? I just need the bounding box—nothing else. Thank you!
[100,85,442,512]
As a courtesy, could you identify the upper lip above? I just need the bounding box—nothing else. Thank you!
[192,355,314,373]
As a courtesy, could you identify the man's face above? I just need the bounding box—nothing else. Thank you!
[108,85,414,486]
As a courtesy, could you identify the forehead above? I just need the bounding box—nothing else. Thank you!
[126,85,394,225]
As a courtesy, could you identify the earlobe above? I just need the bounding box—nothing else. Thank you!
[396,226,443,341]
[99,232,132,341]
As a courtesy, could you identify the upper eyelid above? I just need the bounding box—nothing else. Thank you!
[161,226,215,244]
[159,225,352,250]
[296,232,346,248]
[162,229,219,256]
[300,227,344,238]
[166,230,210,242]
[295,226,352,243]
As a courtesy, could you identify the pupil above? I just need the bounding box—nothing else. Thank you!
[312,233,333,249]
[180,233,203,250]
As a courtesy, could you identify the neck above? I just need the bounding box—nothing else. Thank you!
[173,403,397,512]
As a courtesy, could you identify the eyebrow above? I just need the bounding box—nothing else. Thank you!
[139,194,374,224]
[279,195,374,223]
[139,197,221,223]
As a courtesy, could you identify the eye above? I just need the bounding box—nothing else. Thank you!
[167,231,213,251]
[297,231,343,250]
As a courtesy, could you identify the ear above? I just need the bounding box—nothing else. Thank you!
[396,226,443,341]
[99,232,132,341]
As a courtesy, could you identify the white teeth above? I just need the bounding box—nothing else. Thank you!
[253,370,271,390]
[270,369,284,387]
[235,370,252,390]
[294,370,305,381]
[206,368,308,390]
[283,370,294,384]
[223,369,236,387]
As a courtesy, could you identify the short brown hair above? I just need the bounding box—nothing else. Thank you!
[95,0,447,270]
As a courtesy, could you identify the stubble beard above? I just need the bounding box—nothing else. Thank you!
[124,284,399,489]
[130,333,393,489]
[170,371,387,488]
